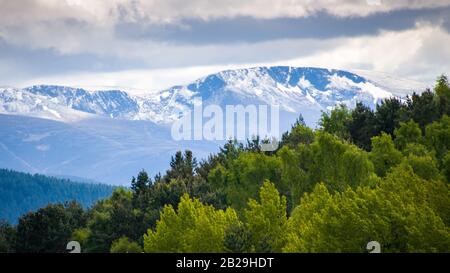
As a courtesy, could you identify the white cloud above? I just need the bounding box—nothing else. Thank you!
[280,23,450,83]
[15,24,450,91]
[1,1,449,88]
[1,1,448,57]
[1,0,449,26]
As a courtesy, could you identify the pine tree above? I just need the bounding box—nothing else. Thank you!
[348,102,377,150]
[435,74,450,116]
[375,97,403,135]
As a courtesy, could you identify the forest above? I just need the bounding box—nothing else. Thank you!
[0,75,449,253]
[0,169,115,224]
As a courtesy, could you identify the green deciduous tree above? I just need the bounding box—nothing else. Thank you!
[284,165,450,253]
[435,74,450,116]
[280,122,315,149]
[143,194,239,253]
[443,152,450,182]
[223,223,253,253]
[208,152,282,210]
[394,120,422,151]
[402,155,442,181]
[110,236,142,253]
[319,104,351,140]
[83,188,142,252]
[277,146,309,211]
[425,115,450,163]
[370,133,403,177]
[309,132,376,191]
[244,181,287,252]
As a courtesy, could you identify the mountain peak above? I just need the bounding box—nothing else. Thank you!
[0,66,425,127]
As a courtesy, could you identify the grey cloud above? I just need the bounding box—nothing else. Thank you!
[0,1,449,87]
[0,36,338,85]
[0,38,150,85]
[115,7,450,45]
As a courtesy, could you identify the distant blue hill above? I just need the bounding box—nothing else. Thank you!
[0,169,115,224]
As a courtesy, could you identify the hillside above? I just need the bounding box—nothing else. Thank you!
[0,169,115,224]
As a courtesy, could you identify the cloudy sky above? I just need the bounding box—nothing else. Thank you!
[1,0,450,92]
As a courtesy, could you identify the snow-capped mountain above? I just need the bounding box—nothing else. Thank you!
[0,87,95,122]
[141,66,426,126]
[0,66,427,184]
[0,66,426,126]
[24,85,139,119]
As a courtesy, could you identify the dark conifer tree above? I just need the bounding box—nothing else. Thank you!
[348,102,377,150]
[375,97,403,136]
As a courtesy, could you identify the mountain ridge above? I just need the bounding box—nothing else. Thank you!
[1,66,426,126]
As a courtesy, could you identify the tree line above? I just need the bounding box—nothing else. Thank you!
[1,75,449,253]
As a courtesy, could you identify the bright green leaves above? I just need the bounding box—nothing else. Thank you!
[110,236,142,253]
[284,165,450,253]
[425,115,450,163]
[319,103,352,140]
[309,132,375,191]
[144,182,289,253]
[244,181,287,252]
[370,133,403,177]
[208,152,282,210]
[143,194,239,253]
[394,120,422,151]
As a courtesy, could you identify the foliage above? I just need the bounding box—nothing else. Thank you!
[143,194,239,253]
[110,236,142,253]
[0,220,16,253]
[435,75,450,116]
[15,201,86,253]
[281,121,315,149]
[425,115,450,163]
[223,223,253,253]
[284,165,450,252]
[394,120,422,151]
[369,133,403,177]
[208,152,282,210]
[319,104,352,140]
[308,132,376,191]
[347,102,377,151]
[244,181,287,252]
[374,97,404,136]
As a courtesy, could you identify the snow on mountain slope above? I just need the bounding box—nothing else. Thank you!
[1,67,425,127]
[139,66,423,127]
[24,85,139,119]
[0,87,94,122]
